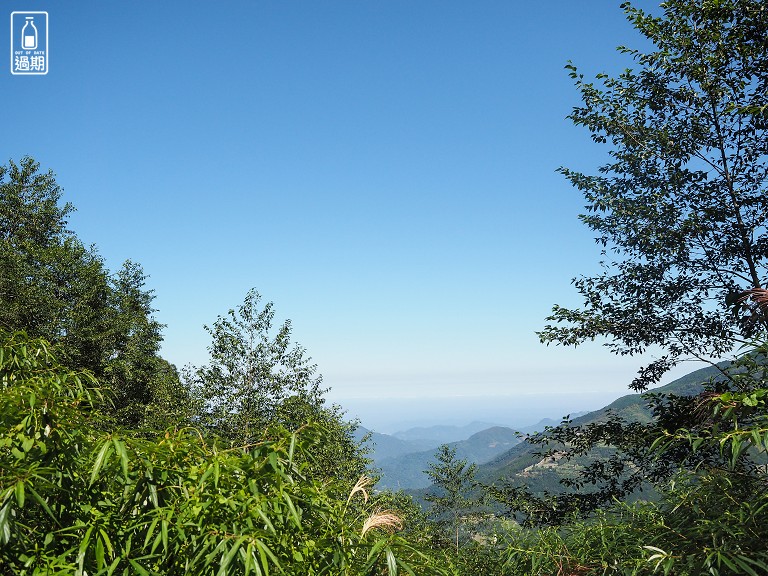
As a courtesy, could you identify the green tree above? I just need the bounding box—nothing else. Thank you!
[0,157,186,429]
[187,289,367,485]
[187,289,325,442]
[497,346,768,575]
[425,445,480,553]
[105,260,192,430]
[0,157,114,374]
[491,0,768,529]
[539,0,768,391]
[640,358,768,575]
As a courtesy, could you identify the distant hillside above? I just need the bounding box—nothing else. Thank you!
[391,421,503,445]
[362,362,728,495]
[376,426,521,490]
[474,362,727,489]
[353,427,436,462]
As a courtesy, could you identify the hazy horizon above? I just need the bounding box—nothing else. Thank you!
[333,390,625,434]
[324,356,710,433]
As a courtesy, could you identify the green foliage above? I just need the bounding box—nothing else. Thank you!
[485,345,768,574]
[498,467,768,575]
[638,349,768,574]
[648,472,768,576]
[275,395,369,488]
[371,490,432,538]
[0,157,187,429]
[0,157,434,572]
[104,260,184,429]
[538,0,768,391]
[424,445,483,553]
[499,504,665,576]
[0,157,113,374]
[187,289,367,487]
[187,289,325,443]
[484,2,768,571]
[0,331,451,575]
[498,343,768,526]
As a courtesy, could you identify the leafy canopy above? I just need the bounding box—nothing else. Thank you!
[186,289,368,486]
[0,157,187,429]
[425,445,482,553]
[539,0,768,390]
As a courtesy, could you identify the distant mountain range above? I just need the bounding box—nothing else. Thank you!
[391,421,505,444]
[359,361,726,494]
[357,421,550,490]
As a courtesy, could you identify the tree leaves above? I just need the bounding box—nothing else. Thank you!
[187,289,326,443]
[541,0,768,391]
[0,157,189,430]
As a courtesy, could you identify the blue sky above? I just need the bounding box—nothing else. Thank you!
[2,0,696,431]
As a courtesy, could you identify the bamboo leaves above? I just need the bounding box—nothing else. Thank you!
[0,331,449,575]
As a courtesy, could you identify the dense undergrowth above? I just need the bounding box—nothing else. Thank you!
[0,331,451,575]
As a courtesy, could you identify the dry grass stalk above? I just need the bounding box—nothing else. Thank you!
[347,475,373,504]
[360,510,403,537]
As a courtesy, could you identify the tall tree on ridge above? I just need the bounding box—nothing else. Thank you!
[538,0,768,391]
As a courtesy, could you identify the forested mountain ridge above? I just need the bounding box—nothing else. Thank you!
[362,362,724,492]
[476,362,726,487]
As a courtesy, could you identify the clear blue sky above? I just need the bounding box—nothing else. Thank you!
[3,0,695,431]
